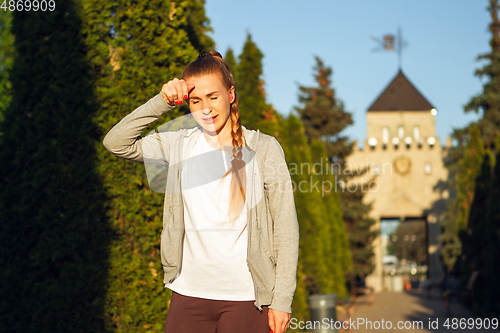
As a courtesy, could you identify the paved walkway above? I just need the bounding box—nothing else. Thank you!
[349,291,498,332]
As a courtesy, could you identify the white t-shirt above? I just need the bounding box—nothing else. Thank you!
[165,133,255,301]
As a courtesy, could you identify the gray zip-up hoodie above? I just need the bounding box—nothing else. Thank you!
[103,94,299,313]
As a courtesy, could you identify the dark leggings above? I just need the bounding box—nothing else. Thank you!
[164,292,270,333]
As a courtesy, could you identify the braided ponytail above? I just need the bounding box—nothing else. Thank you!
[225,91,246,220]
[183,51,247,221]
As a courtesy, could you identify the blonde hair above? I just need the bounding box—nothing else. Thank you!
[183,51,246,220]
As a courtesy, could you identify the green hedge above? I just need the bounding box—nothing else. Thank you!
[0,2,111,332]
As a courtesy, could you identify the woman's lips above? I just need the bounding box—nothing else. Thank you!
[202,114,218,124]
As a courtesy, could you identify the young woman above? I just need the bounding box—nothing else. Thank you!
[103,51,299,333]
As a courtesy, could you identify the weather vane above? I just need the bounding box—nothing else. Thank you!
[370,26,406,69]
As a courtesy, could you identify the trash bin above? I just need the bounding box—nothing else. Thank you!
[308,293,337,333]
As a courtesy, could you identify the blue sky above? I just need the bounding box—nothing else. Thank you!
[205,0,490,146]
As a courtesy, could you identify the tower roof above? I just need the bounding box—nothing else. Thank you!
[367,70,434,111]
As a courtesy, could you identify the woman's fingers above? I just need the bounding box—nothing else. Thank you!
[268,309,291,333]
[160,83,172,106]
[268,308,275,333]
[161,78,192,106]
[179,80,189,102]
[160,87,168,104]
[282,317,290,332]
[180,81,196,103]
[180,80,187,102]
[161,82,176,106]
[171,78,184,104]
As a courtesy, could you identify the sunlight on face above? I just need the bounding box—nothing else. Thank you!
[186,74,235,135]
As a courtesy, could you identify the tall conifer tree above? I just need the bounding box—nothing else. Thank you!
[482,135,500,316]
[456,5,500,307]
[281,116,349,303]
[453,135,500,317]
[464,0,500,147]
[455,127,485,232]
[236,33,270,130]
[0,2,111,332]
[309,139,352,292]
[224,47,237,77]
[296,57,352,159]
[441,126,485,272]
[296,57,377,290]
[440,1,500,272]
[458,151,493,313]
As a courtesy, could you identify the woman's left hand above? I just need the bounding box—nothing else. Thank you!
[268,308,291,333]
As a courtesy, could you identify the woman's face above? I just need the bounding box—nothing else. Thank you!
[185,74,235,135]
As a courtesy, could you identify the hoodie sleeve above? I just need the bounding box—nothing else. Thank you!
[264,137,300,314]
[102,94,175,163]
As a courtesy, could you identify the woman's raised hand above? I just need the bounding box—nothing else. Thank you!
[161,78,195,107]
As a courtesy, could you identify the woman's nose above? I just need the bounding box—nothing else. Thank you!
[201,108,211,115]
